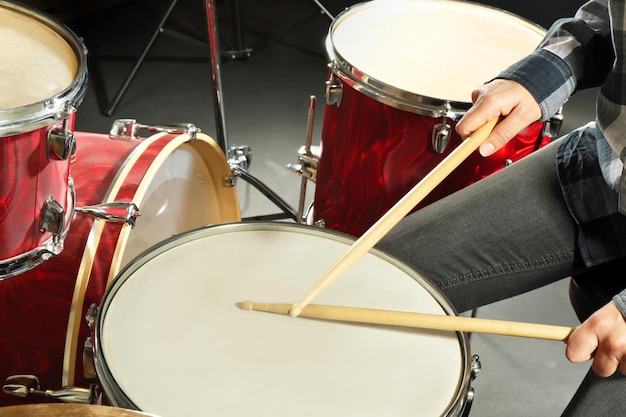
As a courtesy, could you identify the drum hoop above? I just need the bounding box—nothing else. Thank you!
[62,132,240,387]
[93,221,474,415]
[327,0,546,118]
[0,1,88,136]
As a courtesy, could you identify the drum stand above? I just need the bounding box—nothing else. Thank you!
[103,0,335,223]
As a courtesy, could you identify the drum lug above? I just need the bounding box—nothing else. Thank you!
[226,145,253,187]
[470,354,481,379]
[325,73,343,106]
[39,197,65,239]
[109,119,200,141]
[287,145,320,182]
[431,122,451,153]
[3,375,90,404]
[228,145,253,171]
[77,202,141,227]
[47,123,76,161]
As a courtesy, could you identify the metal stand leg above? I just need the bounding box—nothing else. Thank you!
[105,0,179,116]
[223,0,253,60]
[203,0,229,152]
[310,0,334,21]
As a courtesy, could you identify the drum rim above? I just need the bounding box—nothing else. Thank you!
[326,0,546,119]
[93,221,475,416]
[0,1,88,136]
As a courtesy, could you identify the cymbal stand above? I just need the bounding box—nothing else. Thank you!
[204,0,299,222]
[311,0,334,21]
[203,0,228,152]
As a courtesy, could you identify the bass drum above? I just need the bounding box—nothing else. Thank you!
[94,222,478,417]
[0,129,240,405]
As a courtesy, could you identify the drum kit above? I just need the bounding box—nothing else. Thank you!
[0,0,562,416]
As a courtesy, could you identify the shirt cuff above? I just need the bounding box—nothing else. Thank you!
[612,290,626,317]
[498,50,576,122]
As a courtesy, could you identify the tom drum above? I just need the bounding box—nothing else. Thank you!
[313,0,558,236]
[0,1,88,275]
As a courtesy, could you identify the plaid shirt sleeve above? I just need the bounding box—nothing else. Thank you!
[498,0,612,122]
[501,1,626,216]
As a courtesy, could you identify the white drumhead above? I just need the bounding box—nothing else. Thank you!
[330,0,545,103]
[0,6,77,109]
[97,224,469,417]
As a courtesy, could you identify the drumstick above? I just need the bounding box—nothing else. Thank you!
[289,117,499,317]
[241,301,574,342]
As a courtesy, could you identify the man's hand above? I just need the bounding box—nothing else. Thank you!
[566,301,626,377]
[456,79,542,157]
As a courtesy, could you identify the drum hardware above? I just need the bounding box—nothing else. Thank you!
[325,73,342,106]
[47,117,76,161]
[285,95,318,223]
[0,180,76,280]
[432,109,454,153]
[311,0,334,21]
[76,203,140,227]
[231,164,298,221]
[221,142,299,221]
[227,145,252,172]
[2,375,90,404]
[40,197,66,237]
[108,119,199,141]
[287,145,319,183]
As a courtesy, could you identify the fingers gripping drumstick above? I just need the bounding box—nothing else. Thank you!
[289,118,499,317]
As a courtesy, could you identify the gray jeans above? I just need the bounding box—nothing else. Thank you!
[376,138,625,416]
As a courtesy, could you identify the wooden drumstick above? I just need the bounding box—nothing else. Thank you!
[241,301,574,342]
[289,118,499,317]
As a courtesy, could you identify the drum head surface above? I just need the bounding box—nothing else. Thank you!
[330,0,545,103]
[0,5,77,109]
[97,224,468,417]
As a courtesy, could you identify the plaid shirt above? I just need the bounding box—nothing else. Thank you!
[497,0,626,308]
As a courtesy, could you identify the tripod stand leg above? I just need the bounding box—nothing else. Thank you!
[105,0,179,116]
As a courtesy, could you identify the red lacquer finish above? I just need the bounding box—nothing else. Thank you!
[0,131,240,406]
[0,132,133,406]
[0,120,74,259]
[313,85,551,237]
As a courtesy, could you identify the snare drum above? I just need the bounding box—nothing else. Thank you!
[94,223,477,417]
[313,0,556,236]
[0,130,240,405]
[0,1,87,275]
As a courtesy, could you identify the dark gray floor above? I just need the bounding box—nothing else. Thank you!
[57,0,597,415]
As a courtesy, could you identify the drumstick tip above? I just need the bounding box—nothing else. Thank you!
[289,304,302,317]
[237,301,254,311]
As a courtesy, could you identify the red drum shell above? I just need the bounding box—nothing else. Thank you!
[0,2,87,272]
[0,131,240,406]
[314,85,550,236]
[312,0,553,237]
